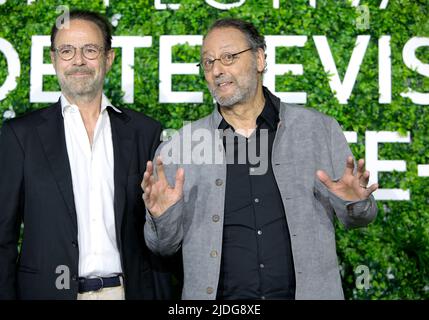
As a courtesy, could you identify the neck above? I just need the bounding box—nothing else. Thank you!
[63,91,104,147]
[219,85,265,134]
[64,91,103,118]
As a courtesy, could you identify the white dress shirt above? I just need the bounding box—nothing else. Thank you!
[61,94,123,278]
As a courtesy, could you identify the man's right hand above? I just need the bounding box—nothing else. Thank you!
[141,156,185,218]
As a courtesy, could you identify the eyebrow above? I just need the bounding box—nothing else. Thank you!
[56,43,102,47]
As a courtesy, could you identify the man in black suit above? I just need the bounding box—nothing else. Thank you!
[0,10,172,300]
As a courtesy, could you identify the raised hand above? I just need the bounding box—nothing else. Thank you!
[316,156,378,201]
[141,156,185,218]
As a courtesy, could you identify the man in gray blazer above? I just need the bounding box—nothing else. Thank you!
[142,18,378,300]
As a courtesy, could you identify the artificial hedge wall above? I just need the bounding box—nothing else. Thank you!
[0,0,428,299]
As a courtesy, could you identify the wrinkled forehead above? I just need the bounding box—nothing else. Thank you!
[202,27,249,56]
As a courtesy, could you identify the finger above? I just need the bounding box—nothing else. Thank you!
[366,183,378,195]
[143,187,150,200]
[142,191,149,204]
[141,171,151,189]
[142,161,153,188]
[317,170,335,189]
[344,156,355,176]
[156,156,168,183]
[174,167,185,195]
[145,185,152,196]
[356,158,365,178]
[142,185,152,204]
[359,170,370,186]
[146,160,153,175]
[149,175,156,186]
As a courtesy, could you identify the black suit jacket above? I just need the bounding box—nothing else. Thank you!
[0,101,173,299]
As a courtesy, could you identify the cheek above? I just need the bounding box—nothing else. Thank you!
[55,61,69,73]
[204,72,211,82]
[89,62,104,75]
[234,64,254,83]
[205,75,215,87]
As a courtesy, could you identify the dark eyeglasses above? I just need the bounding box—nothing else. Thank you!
[52,44,105,61]
[197,48,253,72]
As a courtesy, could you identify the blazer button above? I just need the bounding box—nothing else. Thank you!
[212,215,220,222]
[72,241,78,248]
[215,179,223,186]
[207,287,214,294]
[72,275,78,281]
[210,250,218,258]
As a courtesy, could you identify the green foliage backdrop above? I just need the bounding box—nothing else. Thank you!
[0,0,428,299]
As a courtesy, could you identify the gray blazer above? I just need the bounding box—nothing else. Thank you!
[144,102,377,300]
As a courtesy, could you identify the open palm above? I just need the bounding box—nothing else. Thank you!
[317,156,378,201]
[141,157,184,218]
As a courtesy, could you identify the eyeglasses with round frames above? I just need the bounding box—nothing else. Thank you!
[52,44,105,61]
[197,47,253,72]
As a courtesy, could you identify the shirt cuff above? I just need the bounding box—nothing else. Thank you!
[328,187,372,217]
[145,209,157,233]
[345,198,372,217]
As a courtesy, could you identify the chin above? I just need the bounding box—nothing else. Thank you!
[217,94,242,108]
[217,99,239,108]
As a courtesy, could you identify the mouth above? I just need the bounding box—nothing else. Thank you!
[216,81,234,90]
[68,73,92,77]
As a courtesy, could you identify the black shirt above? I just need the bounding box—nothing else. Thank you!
[216,88,296,300]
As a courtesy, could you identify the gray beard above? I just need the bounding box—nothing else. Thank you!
[210,86,241,107]
[210,77,258,108]
[209,62,259,108]
[59,75,103,103]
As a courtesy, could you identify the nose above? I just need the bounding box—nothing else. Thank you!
[211,59,225,77]
[72,48,86,66]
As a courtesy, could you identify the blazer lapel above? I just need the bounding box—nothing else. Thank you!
[37,101,77,229]
[108,108,134,250]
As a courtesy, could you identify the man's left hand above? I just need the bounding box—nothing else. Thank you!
[317,156,378,201]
